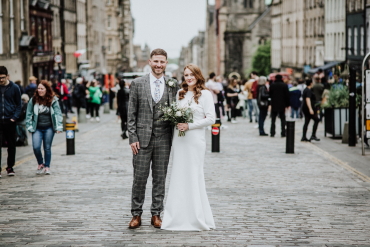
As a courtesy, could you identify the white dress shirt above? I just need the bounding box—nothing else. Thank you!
[149,72,165,101]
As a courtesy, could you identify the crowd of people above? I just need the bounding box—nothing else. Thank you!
[204,69,346,142]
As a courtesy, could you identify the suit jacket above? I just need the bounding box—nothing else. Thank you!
[128,74,178,148]
[269,80,290,112]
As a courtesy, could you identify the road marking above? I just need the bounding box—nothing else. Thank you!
[304,142,370,183]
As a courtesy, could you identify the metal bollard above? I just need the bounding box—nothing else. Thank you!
[103,103,110,114]
[65,123,75,155]
[211,121,221,152]
[286,121,295,154]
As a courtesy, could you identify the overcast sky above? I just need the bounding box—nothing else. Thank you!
[131,0,207,59]
[131,0,271,59]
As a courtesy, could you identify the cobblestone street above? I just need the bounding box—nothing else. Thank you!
[0,113,370,246]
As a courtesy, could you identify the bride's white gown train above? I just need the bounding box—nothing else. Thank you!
[161,90,216,231]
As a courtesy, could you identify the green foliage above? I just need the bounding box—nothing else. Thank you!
[251,40,271,76]
[321,86,349,108]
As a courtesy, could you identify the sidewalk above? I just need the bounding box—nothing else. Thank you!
[0,114,369,246]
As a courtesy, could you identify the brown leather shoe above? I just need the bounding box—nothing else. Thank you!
[151,215,162,228]
[128,216,141,229]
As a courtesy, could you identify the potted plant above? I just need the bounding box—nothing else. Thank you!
[321,86,358,138]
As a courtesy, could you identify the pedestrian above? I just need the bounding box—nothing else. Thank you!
[244,71,259,123]
[205,72,220,119]
[226,79,240,123]
[72,77,86,115]
[312,76,324,121]
[26,80,63,175]
[301,79,320,142]
[215,76,226,120]
[256,76,269,136]
[289,82,302,119]
[269,74,290,137]
[14,80,25,94]
[0,66,22,177]
[87,80,102,122]
[58,79,69,117]
[117,79,128,139]
[15,94,30,146]
[25,76,38,99]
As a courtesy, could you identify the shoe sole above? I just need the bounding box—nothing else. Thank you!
[7,174,15,176]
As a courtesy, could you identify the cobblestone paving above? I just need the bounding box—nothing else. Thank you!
[0,117,369,246]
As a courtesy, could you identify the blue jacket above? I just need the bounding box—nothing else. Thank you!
[0,81,22,120]
[289,86,302,109]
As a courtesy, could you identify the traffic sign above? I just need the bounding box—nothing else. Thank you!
[54,54,62,63]
[212,127,219,135]
[66,130,74,139]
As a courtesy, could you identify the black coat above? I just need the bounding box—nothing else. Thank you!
[0,81,22,120]
[117,88,127,120]
[269,80,290,112]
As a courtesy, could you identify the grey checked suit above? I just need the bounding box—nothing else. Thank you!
[128,74,178,216]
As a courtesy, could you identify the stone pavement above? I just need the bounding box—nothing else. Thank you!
[0,113,370,246]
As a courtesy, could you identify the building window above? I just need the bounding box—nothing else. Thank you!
[354,27,358,55]
[108,38,112,52]
[107,15,111,28]
[10,0,15,54]
[0,1,3,54]
[20,0,25,31]
[348,27,352,55]
[361,25,364,55]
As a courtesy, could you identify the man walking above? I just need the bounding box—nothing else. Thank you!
[127,49,178,229]
[244,71,259,123]
[205,72,220,119]
[269,74,290,137]
[0,66,22,177]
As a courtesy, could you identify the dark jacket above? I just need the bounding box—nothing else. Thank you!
[312,83,324,102]
[117,88,127,119]
[269,80,290,112]
[0,81,22,121]
[289,86,302,109]
[257,85,269,108]
[25,83,37,99]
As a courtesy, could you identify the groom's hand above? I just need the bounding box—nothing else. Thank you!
[130,142,140,155]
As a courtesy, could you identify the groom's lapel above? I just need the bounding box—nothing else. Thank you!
[143,74,153,113]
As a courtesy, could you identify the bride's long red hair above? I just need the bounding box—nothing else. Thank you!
[179,64,208,104]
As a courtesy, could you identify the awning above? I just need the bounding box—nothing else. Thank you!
[308,61,344,74]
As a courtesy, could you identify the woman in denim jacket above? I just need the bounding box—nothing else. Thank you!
[26,80,63,175]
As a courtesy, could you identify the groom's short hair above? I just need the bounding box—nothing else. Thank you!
[150,49,167,59]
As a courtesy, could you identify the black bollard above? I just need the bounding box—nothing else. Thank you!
[66,123,75,155]
[211,122,221,152]
[286,121,295,154]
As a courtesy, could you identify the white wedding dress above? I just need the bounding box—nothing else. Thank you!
[161,89,216,231]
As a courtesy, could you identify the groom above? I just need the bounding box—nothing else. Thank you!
[127,48,178,229]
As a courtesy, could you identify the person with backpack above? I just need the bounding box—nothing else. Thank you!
[0,66,22,177]
[72,77,86,115]
[26,80,63,175]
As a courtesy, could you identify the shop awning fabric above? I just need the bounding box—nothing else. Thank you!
[308,61,344,74]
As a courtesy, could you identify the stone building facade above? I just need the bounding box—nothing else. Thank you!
[324,0,346,63]
[203,0,271,80]
[61,0,77,75]
[0,0,32,84]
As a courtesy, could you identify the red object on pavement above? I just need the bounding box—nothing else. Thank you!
[212,127,219,135]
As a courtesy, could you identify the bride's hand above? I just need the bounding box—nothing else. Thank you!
[177,123,189,131]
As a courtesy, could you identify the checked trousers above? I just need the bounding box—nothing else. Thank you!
[131,132,171,216]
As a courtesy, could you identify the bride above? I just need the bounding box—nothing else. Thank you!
[161,64,216,231]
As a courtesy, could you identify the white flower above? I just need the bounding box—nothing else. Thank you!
[168,81,174,86]
[175,111,182,117]
[167,109,172,113]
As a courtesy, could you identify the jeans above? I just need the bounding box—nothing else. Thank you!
[0,120,17,170]
[291,107,300,118]
[258,107,268,134]
[302,110,320,139]
[32,126,55,167]
[214,103,220,119]
[247,99,259,122]
[252,99,259,122]
[270,111,286,136]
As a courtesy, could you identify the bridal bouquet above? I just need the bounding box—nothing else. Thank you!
[158,102,193,137]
